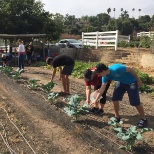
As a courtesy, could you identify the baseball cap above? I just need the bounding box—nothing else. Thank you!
[94,63,108,73]
[84,69,92,81]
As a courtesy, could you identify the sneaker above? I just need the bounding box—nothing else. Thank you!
[89,107,99,113]
[114,117,121,123]
[97,109,104,115]
[137,118,148,128]
[16,68,20,72]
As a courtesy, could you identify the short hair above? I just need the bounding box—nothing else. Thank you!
[2,54,6,58]
[46,57,53,64]
[94,63,108,73]
[84,69,92,81]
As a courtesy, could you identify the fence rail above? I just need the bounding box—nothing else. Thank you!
[82,30,130,51]
[137,31,154,37]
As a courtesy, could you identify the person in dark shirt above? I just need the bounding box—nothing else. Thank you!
[84,68,111,114]
[46,55,75,94]
[25,42,34,66]
[2,53,13,67]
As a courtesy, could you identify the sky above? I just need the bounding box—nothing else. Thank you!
[40,0,154,19]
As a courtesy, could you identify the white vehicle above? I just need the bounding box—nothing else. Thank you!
[55,39,83,49]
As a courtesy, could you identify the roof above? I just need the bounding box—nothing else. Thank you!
[0,34,46,39]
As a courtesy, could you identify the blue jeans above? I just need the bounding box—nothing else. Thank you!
[18,54,24,69]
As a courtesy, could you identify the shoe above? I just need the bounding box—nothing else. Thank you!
[114,117,121,123]
[19,69,24,73]
[16,68,20,72]
[137,118,148,128]
[89,107,99,113]
[97,109,104,115]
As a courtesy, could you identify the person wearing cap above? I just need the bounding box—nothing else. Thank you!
[46,55,75,94]
[84,68,111,114]
[1,53,13,67]
[91,63,147,128]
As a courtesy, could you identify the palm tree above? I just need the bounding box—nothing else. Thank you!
[107,8,111,15]
[113,8,116,18]
[138,9,141,18]
[132,8,135,18]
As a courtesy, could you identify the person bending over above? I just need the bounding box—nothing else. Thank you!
[46,55,75,94]
[91,63,147,128]
[84,68,111,115]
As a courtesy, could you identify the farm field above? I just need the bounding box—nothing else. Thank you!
[0,65,154,154]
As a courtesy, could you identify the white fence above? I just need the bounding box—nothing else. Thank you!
[82,30,130,51]
[137,31,154,37]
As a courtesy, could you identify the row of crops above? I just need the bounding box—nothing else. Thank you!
[0,62,154,152]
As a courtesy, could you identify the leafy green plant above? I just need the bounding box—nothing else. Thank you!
[114,126,153,151]
[1,66,13,75]
[151,92,154,98]
[40,81,55,93]
[135,69,154,84]
[28,78,40,89]
[12,71,21,80]
[108,117,123,128]
[71,61,98,78]
[139,84,154,93]
[48,92,59,102]
[64,94,89,121]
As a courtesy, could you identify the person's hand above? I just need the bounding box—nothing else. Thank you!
[137,80,143,87]
[90,101,96,107]
[86,99,90,104]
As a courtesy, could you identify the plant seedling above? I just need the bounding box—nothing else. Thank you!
[64,94,89,121]
[114,126,153,151]
[12,71,21,80]
[108,117,123,128]
[48,92,59,102]
[28,78,40,89]
[40,81,55,93]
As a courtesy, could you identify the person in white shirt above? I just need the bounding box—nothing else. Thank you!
[16,39,25,72]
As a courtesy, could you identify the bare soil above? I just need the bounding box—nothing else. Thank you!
[0,63,154,154]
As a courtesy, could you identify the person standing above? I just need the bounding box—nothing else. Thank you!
[25,41,34,66]
[84,68,111,114]
[16,39,25,72]
[46,55,75,94]
[91,63,147,128]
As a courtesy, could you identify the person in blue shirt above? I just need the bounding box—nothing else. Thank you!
[2,53,13,67]
[91,63,147,128]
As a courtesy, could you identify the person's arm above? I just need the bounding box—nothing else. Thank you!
[58,66,62,81]
[32,46,34,56]
[86,85,91,104]
[50,68,56,82]
[126,67,142,87]
[90,82,108,106]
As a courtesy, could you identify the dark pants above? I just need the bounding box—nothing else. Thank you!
[94,83,110,104]
[18,54,24,69]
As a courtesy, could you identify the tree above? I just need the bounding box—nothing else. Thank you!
[113,8,116,18]
[132,8,135,18]
[107,8,111,15]
[138,9,141,18]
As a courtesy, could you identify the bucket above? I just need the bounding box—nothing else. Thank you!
[90,90,102,102]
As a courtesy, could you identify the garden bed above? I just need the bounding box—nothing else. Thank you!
[0,66,154,154]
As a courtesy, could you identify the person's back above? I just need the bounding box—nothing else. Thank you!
[2,53,13,66]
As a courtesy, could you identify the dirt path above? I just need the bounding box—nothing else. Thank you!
[0,66,154,154]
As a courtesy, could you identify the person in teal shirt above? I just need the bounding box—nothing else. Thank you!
[91,63,147,128]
